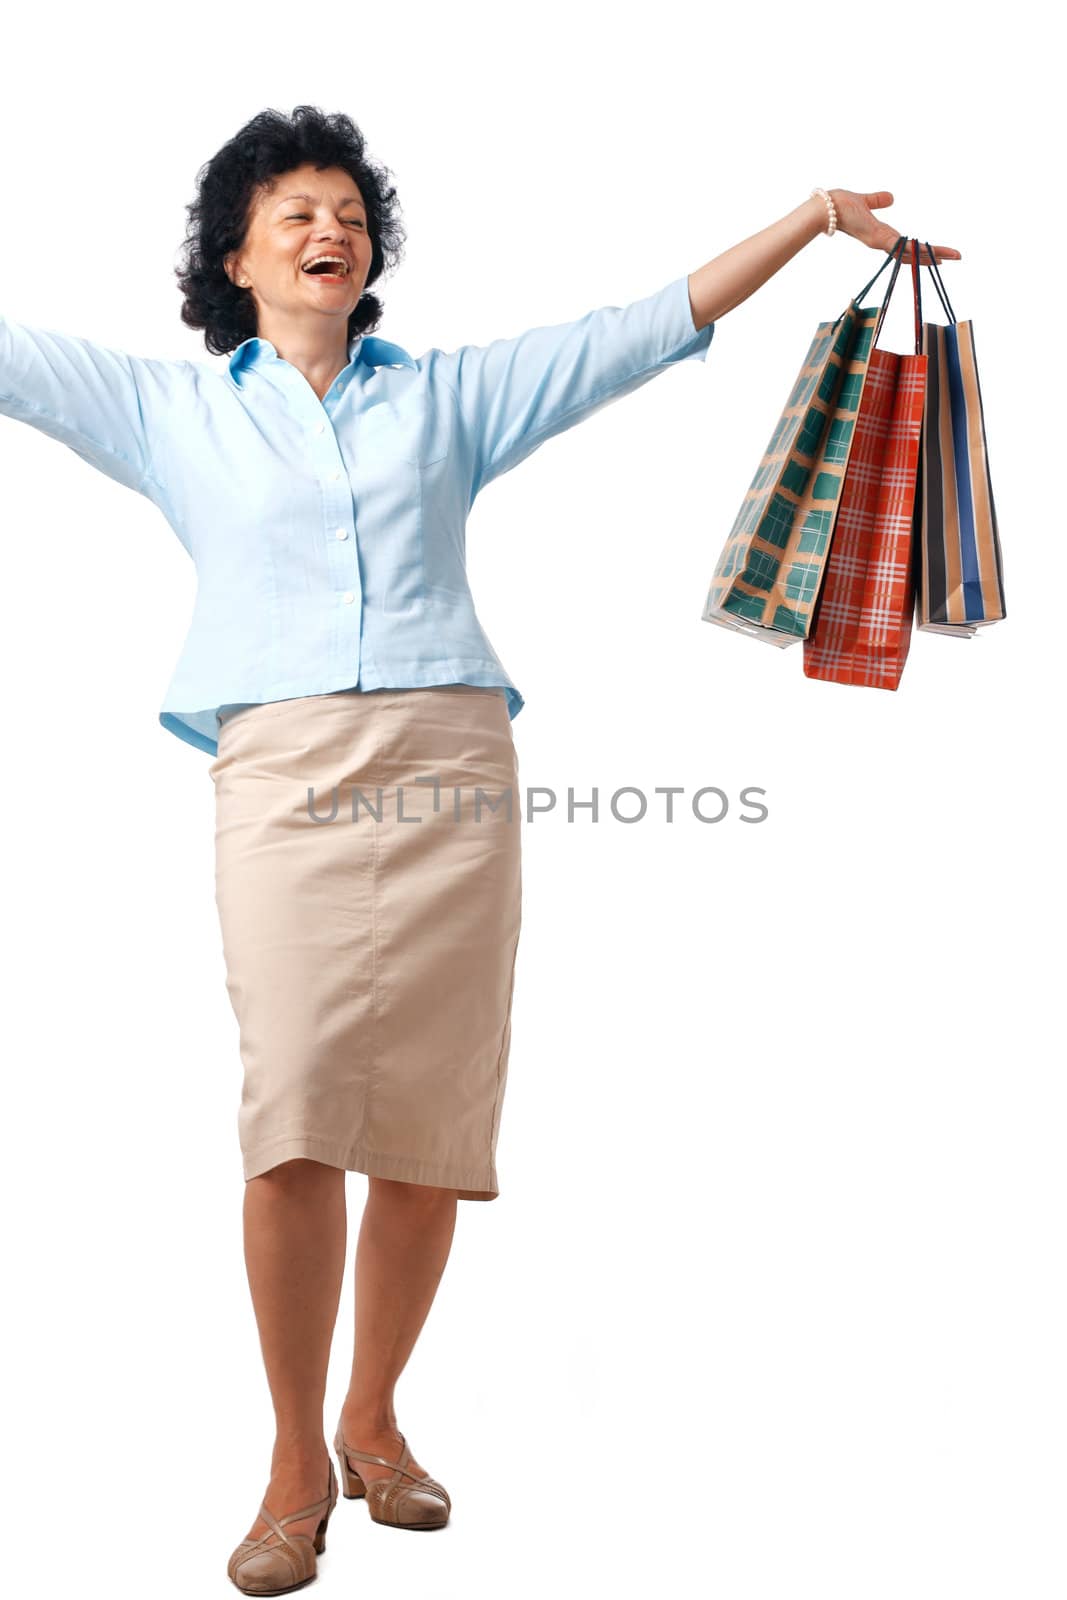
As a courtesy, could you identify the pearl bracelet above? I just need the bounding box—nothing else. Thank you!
[810,187,837,236]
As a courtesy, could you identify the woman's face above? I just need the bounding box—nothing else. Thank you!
[224,162,373,333]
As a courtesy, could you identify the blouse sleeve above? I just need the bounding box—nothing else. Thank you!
[431,273,713,501]
[0,312,178,496]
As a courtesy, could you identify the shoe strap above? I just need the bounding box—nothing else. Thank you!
[255,1502,296,1550]
[341,1431,421,1482]
[254,1460,336,1547]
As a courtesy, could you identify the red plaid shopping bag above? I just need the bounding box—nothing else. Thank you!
[803,243,927,689]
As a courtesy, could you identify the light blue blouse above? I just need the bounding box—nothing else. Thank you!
[0,273,713,755]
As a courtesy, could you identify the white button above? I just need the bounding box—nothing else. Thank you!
[314,421,325,434]
[332,470,342,481]
[335,528,348,541]
[342,591,355,604]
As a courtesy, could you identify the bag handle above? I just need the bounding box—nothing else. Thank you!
[831,233,908,334]
[849,233,907,307]
[920,241,957,323]
[870,234,911,350]
[910,241,923,355]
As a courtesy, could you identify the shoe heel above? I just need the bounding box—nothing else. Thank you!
[313,1513,329,1555]
[334,1439,367,1500]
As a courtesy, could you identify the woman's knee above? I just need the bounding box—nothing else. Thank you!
[367,1175,458,1206]
[249,1157,342,1188]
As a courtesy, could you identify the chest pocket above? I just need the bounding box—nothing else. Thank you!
[353,396,462,609]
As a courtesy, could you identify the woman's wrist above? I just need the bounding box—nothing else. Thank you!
[792,194,829,246]
[808,187,838,237]
[687,189,841,327]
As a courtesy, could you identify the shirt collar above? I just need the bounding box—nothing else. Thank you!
[228,330,416,381]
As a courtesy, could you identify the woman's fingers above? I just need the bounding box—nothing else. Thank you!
[839,189,963,263]
[898,238,963,264]
[879,236,962,263]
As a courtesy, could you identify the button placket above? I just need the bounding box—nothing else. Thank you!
[267,363,363,686]
[304,400,361,610]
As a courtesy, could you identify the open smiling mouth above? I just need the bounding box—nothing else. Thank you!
[302,258,350,283]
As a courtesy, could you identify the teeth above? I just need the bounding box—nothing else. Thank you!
[302,255,348,274]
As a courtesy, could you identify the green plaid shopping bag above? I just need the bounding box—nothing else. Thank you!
[702,238,909,645]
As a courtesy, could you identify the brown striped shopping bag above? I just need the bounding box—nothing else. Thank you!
[803,243,927,689]
[702,238,910,645]
[913,244,1006,636]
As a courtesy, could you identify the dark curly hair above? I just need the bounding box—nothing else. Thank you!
[175,105,407,357]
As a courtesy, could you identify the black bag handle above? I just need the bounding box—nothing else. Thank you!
[921,242,957,324]
[870,235,911,350]
[850,233,908,308]
[832,234,909,339]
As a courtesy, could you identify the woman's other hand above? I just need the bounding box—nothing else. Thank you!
[829,190,962,264]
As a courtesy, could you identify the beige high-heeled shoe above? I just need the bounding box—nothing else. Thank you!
[333,1422,451,1530]
[227,1458,338,1594]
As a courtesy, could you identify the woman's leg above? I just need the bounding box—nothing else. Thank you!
[338,1177,459,1480]
[241,1158,347,1545]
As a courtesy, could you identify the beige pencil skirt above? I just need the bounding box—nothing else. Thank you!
[208,685,522,1199]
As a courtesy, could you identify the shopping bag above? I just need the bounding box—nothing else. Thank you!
[702,238,909,645]
[803,242,927,690]
[914,244,1006,635]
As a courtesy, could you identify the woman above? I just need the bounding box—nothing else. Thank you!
[0,105,959,1593]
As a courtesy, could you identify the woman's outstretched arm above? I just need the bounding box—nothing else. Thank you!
[0,312,177,496]
[439,189,962,501]
[687,189,963,330]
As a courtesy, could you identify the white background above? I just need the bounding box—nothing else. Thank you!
[0,3,1061,1597]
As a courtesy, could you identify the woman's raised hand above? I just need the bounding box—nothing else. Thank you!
[829,190,962,264]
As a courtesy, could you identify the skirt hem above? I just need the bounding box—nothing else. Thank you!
[242,1131,500,1201]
